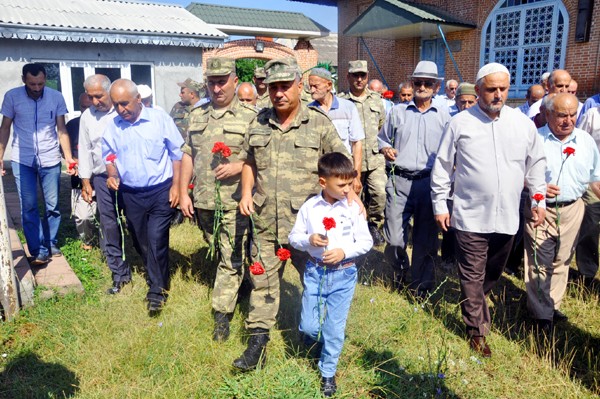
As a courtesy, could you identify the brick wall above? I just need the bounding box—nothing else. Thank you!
[338,0,600,98]
[202,38,319,81]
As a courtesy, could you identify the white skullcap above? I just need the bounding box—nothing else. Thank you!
[137,84,152,99]
[476,63,510,82]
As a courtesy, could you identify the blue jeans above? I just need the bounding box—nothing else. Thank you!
[12,161,61,257]
[299,260,357,378]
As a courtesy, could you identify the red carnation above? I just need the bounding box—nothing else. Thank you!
[188,183,195,190]
[532,193,545,202]
[276,248,291,261]
[563,147,575,157]
[106,154,117,163]
[211,141,231,158]
[249,261,265,275]
[323,217,336,231]
[383,90,394,99]
[68,162,77,170]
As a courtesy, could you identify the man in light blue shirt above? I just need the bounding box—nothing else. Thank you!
[0,63,75,265]
[103,79,183,315]
[379,60,451,297]
[308,68,364,192]
[524,93,600,332]
[577,93,600,127]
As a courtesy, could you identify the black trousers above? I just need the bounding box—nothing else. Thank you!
[93,174,130,283]
[455,230,514,336]
[121,180,174,302]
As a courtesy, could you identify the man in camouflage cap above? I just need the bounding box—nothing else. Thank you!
[179,57,258,344]
[236,57,350,371]
[253,66,271,110]
[339,60,387,245]
[169,77,207,140]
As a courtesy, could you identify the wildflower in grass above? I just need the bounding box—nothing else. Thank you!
[208,142,232,259]
[106,153,126,261]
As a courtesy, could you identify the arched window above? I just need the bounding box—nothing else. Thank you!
[480,0,568,98]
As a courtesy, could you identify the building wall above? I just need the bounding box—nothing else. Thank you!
[0,39,203,117]
[338,0,600,98]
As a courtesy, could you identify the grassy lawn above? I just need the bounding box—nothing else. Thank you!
[0,173,599,398]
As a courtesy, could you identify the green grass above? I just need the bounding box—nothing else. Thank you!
[0,174,599,398]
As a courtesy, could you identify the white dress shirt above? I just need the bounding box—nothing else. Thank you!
[431,103,547,235]
[288,193,373,260]
[78,106,117,179]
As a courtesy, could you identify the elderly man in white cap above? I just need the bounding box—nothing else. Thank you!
[378,60,451,298]
[431,62,547,357]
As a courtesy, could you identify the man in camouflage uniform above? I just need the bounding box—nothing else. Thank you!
[236,58,350,371]
[254,67,271,110]
[339,60,387,245]
[169,78,206,140]
[179,58,257,343]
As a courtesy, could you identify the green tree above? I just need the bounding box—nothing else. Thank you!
[235,58,266,82]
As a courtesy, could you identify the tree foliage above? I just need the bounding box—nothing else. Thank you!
[235,58,267,82]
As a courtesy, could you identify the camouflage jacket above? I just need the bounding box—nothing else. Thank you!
[170,101,191,140]
[256,92,271,110]
[239,104,350,243]
[182,97,258,210]
[339,88,386,171]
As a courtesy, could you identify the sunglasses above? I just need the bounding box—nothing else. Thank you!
[413,80,435,88]
[350,72,367,78]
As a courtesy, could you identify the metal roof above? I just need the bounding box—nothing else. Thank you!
[344,0,475,39]
[0,0,227,48]
[186,2,329,39]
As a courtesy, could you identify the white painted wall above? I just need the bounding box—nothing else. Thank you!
[0,39,207,161]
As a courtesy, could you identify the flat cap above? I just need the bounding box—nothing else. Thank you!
[348,60,368,74]
[177,78,203,94]
[254,66,266,79]
[206,57,235,77]
[456,83,476,98]
[264,58,301,84]
[309,68,332,82]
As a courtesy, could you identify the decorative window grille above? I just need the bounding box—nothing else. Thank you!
[480,0,568,98]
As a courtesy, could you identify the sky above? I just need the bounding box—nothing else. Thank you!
[164,0,338,32]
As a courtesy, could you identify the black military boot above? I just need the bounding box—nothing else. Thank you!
[213,312,230,342]
[232,328,270,371]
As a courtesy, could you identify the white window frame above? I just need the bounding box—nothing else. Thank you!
[479,0,568,98]
[32,60,155,120]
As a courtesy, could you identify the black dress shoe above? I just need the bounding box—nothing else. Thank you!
[553,309,568,322]
[469,336,492,358]
[321,376,337,397]
[147,300,165,317]
[106,280,129,295]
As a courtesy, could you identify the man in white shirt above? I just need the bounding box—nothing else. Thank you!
[431,62,547,357]
[78,74,128,295]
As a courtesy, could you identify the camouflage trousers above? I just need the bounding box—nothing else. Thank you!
[197,208,248,314]
[247,211,308,330]
[361,166,387,226]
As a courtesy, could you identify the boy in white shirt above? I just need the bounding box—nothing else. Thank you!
[289,152,373,397]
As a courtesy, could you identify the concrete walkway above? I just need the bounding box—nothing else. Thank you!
[4,191,84,298]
